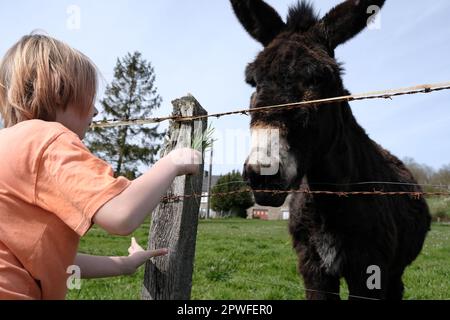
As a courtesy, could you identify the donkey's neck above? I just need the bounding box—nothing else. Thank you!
[307,103,396,189]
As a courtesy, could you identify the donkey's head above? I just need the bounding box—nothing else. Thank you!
[234,0,386,206]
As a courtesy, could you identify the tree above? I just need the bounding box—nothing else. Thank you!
[210,170,254,218]
[432,164,450,187]
[403,157,450,192]
[403,157,434,185]
[86,52,164,179]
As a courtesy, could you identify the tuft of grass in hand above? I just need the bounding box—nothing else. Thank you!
[191,123,216,153]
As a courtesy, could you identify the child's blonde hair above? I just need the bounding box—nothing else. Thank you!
[0,33,98,127]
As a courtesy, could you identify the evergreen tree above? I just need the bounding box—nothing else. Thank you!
[86,52,164,179]
[211,170,254,218]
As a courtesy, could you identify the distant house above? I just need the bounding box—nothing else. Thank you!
[199,170,291,221]
[246,195,291,221]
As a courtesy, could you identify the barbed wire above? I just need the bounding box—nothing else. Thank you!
[91,81,450,128]
[162,188,450,204]
[208,180,450,191]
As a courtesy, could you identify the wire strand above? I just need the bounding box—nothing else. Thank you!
[162,188,450,203]
[91,81,450,128]
[241,277,380,300]
[208,180,450,190]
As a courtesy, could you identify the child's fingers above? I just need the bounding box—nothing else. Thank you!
[128,237,142,255]
[146,248,169,258]
[129,248,168,268]
[131,237,145,250]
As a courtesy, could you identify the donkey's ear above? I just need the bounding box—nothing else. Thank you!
[230,0,286,46]
[319,0,386,49]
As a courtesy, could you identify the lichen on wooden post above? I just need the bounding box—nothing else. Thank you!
[142,95,207,300]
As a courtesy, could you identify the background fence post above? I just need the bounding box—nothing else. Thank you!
[141,94,207,300]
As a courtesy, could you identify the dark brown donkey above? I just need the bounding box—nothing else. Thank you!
[232,0,431,299]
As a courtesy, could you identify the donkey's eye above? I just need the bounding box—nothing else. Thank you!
[304,73,327,87]
[303,77,319,88]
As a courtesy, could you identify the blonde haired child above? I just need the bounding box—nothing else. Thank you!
[0,34,201,300]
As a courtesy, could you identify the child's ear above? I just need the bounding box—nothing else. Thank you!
[318,0,386,49]
[230,0,286,46]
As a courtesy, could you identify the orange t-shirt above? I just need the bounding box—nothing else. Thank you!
[0,119,131,300]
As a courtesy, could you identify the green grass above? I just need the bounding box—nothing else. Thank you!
[67,219,450,300]
[428,197,450,222]
[403,223,450,299]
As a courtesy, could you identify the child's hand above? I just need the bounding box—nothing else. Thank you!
[124,237,168,275]
[167,148,202,176]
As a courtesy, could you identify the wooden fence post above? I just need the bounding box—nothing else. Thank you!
[142,95,207,300]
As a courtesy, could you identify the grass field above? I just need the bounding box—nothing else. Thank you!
[427,197,450,222]
[67,218,450,300]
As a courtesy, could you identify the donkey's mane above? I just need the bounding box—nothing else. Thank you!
[286,1,320,32]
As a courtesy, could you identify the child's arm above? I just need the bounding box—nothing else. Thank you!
[93,148,201,236]
[74,238,168,279]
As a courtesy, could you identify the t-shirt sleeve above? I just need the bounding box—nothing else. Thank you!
[34,132,131,236]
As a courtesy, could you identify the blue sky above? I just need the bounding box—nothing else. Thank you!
[1,0,449,175]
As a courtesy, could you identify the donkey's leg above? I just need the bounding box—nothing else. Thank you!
[297,247,341,300]
[344,262,389,300]
[301,269,341,300]
[386,272,405,300]
[289,193,341,299]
